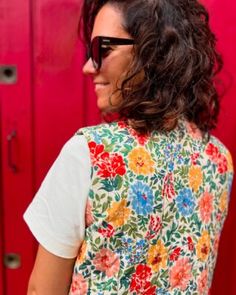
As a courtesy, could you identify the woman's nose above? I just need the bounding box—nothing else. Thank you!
[82,58,97,75]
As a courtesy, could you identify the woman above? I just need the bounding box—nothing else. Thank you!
[25,0,234,294]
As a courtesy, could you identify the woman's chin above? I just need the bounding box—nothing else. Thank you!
[97,97,111,112]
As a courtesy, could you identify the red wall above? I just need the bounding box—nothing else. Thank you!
[205,1,236,294]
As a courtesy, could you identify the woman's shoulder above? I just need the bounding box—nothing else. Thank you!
[77,121,118,133]
[76,121,128,140]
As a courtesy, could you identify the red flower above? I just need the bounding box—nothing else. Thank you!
[190,152,200,165]
[98,223,114,238]
[217,154,228,174]
[187,236,194,251]
[170,247,181,261]
[130,265,156,294]
[118,121,149,145]
[118,121,128,129]
[216,212,222,222]
[88,141,105,164]
[205,143,228,174]
[162,172,175,199]
[129,128,149,145]
[97,152,126,178]
[205,143,220,160]
[88,141,126,178]
[146,215,162,239]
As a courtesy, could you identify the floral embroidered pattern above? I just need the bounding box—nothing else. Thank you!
[130,264,156,294]
[188,165,203,192]
[128,147,155,175]
[106,199,131,227]
[169,258,192,291]
[196,230,211,262]
[199,192,214,223]
[93,248,120,277]
[69,120,233,294]
[147,240,168,272]
[129,181,154,216]
[176,188,196,216]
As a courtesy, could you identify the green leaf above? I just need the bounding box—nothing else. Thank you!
[113,175,123,190]
[95,237,101,245]
[124,266,135,275]
[100,179,114,192]
[102,202,108,212]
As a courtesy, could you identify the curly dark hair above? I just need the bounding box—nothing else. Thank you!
[80,0,223,134]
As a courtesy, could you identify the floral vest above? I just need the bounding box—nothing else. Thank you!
[69,120,233,295]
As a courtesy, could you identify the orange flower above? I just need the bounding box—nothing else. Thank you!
[106,199,131,228]
[199,192,213,223]
[93,248,120,277]
[188,165,203,192]
[169,258,192,291]
[219,191,228,213]
[225,150,234,173]
[128,147,155,175]
[196,230,210,261]
[76,241,87,264]
[147,240,168,272]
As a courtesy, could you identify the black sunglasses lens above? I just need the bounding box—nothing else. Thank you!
[91,37,100,70]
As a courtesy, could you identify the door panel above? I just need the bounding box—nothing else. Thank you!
[0,0,35,294]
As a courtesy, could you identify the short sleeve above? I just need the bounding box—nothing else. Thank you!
[23,135,91,258]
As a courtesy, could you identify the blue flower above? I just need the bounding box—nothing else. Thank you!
[136,239,147,248]
[129,181,153,215]
[92,131,102,144]
[124,239,148,264]
[176,188,195,216]
[168,161,174,171]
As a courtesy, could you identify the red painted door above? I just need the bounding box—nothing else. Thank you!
[0,0,35,294]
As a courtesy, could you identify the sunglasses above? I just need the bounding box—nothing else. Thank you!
[87,36,134,70]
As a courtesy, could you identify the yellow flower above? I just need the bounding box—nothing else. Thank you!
[128,147,155,175]
[76,241,87,264]
[147,240,168,272]
[196,230,210,261]
[106,199,131,228]
[219,191,228,212]
[226,150,234,173]
[188,165,203,192]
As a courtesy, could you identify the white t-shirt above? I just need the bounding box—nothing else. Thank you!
[23,135,91,258]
